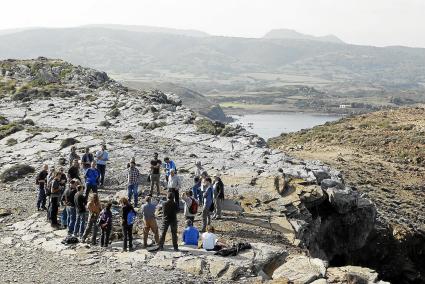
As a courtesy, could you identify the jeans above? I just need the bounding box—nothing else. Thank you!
[143,218,159,246]
[97,164,106,186]
[122,224,133,250]
[150,174,160,195]
[50,197,59,225]
[127,184,139,207]
[37,187,46,209]
[213,198,223,218]
[66,206,76,235]
[61,207,68,227]
[101,225,111,247]
[159,220,178,250]
[82,212,99,244]
[201,204,211,232]
[169,188,180,209]
[85,184,98,198]
[74,212,87,238]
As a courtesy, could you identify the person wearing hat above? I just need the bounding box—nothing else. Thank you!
[182,219,199,246]
[212,174,224,220]
[95,144,109,187]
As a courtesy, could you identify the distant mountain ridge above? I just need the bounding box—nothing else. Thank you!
[263,29,344,44]
[82,24,210,37]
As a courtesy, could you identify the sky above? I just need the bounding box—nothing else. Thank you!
[0,0,424,47]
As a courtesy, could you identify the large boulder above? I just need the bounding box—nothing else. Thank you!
[272,255,327,283]
[326,187,359,214]
[326,266,384,283]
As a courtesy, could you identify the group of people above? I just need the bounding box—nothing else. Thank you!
[34,145,226,252]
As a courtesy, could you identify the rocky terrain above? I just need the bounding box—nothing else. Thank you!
[0,58,397,283]
[269,109,425,283]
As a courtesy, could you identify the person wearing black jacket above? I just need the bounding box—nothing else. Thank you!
[49,172,62,227]
[58,167,68,229]
[73,185,87,239]
[158,193,179,251]
[120,197,136,252]
[36,164,49,211]
[64,179,78,236]
[212,174,225,220]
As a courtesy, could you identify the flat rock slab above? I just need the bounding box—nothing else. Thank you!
[272,255,327,283]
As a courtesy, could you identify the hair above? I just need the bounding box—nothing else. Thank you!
[186,219,193,227]
[77,185,84,191]
[205,177,212,184]
[186,190,193,196]
[145,196,151,203]
[206,225,215,233]
[154,152,158,156]
[55,171,62,178]
[89,193,100,205]
[120,197,129,205]
[106,202,112,210]
[164,157,170,161]
[70,179,76,184]
[194,176,200,183]
[167,193,174,200]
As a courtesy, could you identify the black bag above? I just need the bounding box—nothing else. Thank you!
[61,235,79,245]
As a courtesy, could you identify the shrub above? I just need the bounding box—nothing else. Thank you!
[0,164,35,182]
[60,137,79,149]
[6,138,17,146]
[195,118,240,137]
[99,120,112,127]
[0,123,24,140]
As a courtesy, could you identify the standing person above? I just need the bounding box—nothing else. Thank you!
[150,153,162,196]
[82,193,101,245]
[163,157,176,183]
[127,160,140,207]
[67,159,81,182]
[212,174,225,220]
[64,179,78,236]
[194,161,206,178]
[95,144,109,187]
[140,196,160,248]
[158,193,179,251]
[192,177,202,204]
[120,197,136,252]
[201,177,214,232]
[167,169,181,209]
[49,172,62,227]
[85,161,99,198]
[99,202,113,247]
[182,219,199,246]
[73,185,87,239]
[81,147,94,170]
[182,191,197,222]
[35,164,49,211]
[69,146,80,167]
[58,167,68,229]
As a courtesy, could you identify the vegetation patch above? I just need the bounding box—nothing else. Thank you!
[99,120,112,127]
[195,118,240,137]
[6,138,17,146]
[139,121,167,130]
[0,123,24,140]
[0,164,35,182]
[60,137,79,149]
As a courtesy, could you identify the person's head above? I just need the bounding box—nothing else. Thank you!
[186,219,193,227]
[91,161,96,168]
[73,159,79,167]
[101,144,106,151]
[214,173,220,181]
[71,146,76,153]
[119,197,129,206]
[54,171,61,180]
[77,185,84,192]
[145,196,152,204]
[85,146,90,153]
[195,161,202,167]
[167,192,174,200]
[206,225,215,233]
[89,193,99,204]
[170,169,175,176]
[205,177,212,185]
[59,167,64,173]
[43,164,49,171]
[186,190,193,197]
[164,157,170,163]
[153,152,158,159]
[194,176,200,184]
[70,179,77,188]
[130,161,136,168]
[106,202,112,211]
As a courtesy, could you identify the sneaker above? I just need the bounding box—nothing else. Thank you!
[122,248,128,252]
[174,248,179,252]
[41,206,48,211]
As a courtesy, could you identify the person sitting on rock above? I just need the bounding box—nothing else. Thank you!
[35,164,49,211]
[150,153,162,196]
[84,161,99,198]
[73,185,87,240]
[69,146,80,167]
[82,193,101,245]
[81,147,94,170]
[140,196,159,248]
[201,177,214,232]
[182,219,199,246]
[182,190,197,222]
[127,160,141,208]
[167,169,181,210]
[201,225,225,251]
[67,159,81,182]
[120,197,136,252]
[163,157,176,183]
[95,144,109,187]
[99,202,113,248]
[158,193,179,251]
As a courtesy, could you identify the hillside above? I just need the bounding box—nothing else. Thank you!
[263,29,345,44]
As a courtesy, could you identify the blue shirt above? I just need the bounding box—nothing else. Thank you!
[192,182,202,201]
[164,160,176,177]
[96,150,109,165]
[85,168,99,185]
[182,226,199,246]
[203,185,213,208]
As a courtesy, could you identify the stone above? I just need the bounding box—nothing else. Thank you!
[326,188,358,214]
[326,266,379,283]
[176,256,205,275]
[1,237,14,245]
[272,255,327,283]
[310,279,327,284]
[79,258,100,266]
[208,259,230,278]
[320,179,344,190]
[312,170,331,184]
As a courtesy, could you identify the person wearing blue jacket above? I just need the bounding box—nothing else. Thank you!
[201,177,213,232]
[163,157,176,182]
[192,176,202,204]
[85,161,99,198]
[182,219,199,246]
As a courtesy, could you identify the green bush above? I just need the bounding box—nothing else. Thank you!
[0,164,35,182]
[60,137,79,149]
[195,118,239,136]
[6,138,17,146]
[0,123,24,140]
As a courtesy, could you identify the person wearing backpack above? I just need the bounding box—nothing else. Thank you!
[182,190,197,222]
[192,177,202,205]
[81,147,94,170]
[201,177,213,232]
[81,193,101,245]
[212,174,225,220]
[36,164,49,211]
[140,196,159,248]
[120,197,136,252]
[99,202,113,247]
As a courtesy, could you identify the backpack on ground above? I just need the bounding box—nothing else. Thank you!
[61,235,79,245]
[127,210,136,225]
[189,197,198,214]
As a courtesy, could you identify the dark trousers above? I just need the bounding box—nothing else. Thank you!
[101,226,111,247]
[169,188,180,209]
[97,164,106,185]
[122,224,133,250]
[85,184,98,198]
[37,187,46,209]
[159,220,178,250]
[50,197,59,225]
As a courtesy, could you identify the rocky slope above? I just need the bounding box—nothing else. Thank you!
[269,108,425,283]
[0,58,388,283]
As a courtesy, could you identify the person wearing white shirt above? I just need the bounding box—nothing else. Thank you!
[95,144,109,186]
[167,169,181,209]
[201,225,224,251]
